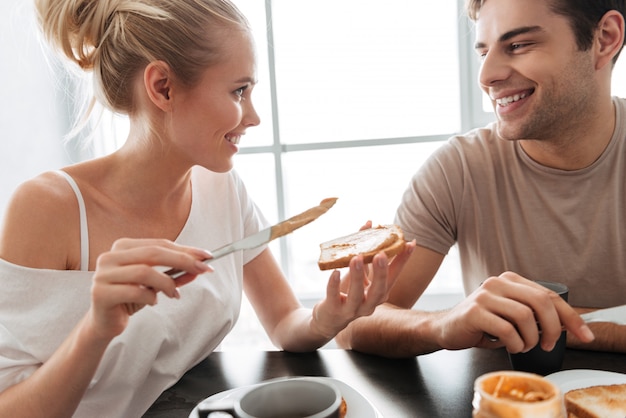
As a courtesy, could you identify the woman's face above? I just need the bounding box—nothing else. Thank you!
[169,28,260,173]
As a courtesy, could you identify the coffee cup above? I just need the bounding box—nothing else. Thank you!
[197,377,342,418]
[508,281,569,375]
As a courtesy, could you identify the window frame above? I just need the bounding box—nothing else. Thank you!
[241,0,491,280]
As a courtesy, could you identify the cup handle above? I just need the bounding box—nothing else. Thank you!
[197,399,237,418]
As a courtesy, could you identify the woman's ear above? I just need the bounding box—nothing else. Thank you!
[144,61,173,111]
[594,10,625,70]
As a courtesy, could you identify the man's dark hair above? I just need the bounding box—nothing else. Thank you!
[465,0,625,64]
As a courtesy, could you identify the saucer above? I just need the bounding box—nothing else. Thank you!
[189,376,381,418]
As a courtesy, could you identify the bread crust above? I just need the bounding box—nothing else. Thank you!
[339,397,347,418]
[564,383,626,418]
[318,225,405,270]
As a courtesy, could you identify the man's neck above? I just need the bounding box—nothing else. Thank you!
[518,98,617,170]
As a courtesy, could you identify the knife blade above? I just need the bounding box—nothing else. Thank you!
[580,304,626,326]
[165,197,338,279]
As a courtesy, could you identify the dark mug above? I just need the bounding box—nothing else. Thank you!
[508,280,569,376]
[197,377,342,418]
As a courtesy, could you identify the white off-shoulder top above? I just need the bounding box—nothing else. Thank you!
[0,166,268,417]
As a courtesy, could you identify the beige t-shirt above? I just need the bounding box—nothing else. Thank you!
[395,97,626,308]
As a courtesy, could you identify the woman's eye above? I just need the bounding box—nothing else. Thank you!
[234,86,247,98]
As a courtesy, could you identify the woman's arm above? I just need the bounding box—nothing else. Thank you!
[0,238,209,417]
[0,315,111,417]
[243,243,415,352]
[0,182,210,418]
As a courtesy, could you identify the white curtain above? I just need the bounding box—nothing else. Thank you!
[0,1,75,223]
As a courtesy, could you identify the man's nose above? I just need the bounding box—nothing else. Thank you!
[478,50,512,89]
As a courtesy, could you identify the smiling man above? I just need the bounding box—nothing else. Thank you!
[336,0,626,358]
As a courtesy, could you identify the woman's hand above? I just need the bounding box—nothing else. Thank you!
[88,238,212,341]
[311,240,416,339]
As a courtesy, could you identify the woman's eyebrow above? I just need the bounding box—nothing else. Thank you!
[474,25,544,50]
[235,76,258,85]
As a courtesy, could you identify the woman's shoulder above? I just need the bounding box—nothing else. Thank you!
[7,170,78,214]
[0,171,80,269]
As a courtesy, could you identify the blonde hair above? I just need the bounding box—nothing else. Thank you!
[34,0,250,116]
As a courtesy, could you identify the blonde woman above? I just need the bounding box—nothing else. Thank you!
[0,1,415,416]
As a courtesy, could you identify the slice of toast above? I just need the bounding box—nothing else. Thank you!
[318,224,405,270]
[564,383,626,418]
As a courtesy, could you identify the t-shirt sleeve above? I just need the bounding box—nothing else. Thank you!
[394,139,464,255]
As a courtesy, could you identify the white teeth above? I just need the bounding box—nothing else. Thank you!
[226,135,241,145]
[496,92,528,106]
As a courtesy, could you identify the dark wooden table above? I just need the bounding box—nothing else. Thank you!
[144,348,626,417]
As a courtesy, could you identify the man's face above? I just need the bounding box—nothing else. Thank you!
[474,0,596,141]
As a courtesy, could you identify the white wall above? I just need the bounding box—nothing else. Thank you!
[0,1,72,224]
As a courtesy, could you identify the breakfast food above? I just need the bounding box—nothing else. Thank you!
[472,371,565,418]
[564,383,626,418]
[270,197,338,240]
[318,224,406,270]
[340,397,347,418]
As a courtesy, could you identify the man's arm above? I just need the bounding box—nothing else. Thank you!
[336,247,596,357]
[335,304,451,357]
[567,308,626,352]
[335,245,448,357]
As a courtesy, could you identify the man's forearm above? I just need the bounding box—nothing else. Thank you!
[335,304,443,358]
[567,307,626,353]
[567,322,626,352]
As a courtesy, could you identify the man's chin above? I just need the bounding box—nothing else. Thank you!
[495,124,521,141]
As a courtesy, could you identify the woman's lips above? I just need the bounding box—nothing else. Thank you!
[225,134,241,145]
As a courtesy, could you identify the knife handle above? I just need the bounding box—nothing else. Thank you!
[164,241,238,279]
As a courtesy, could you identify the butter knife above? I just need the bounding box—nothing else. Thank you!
[165,197,338,279]
[580,304,626,326]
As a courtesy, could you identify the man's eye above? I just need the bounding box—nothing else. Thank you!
[509,43,530,52]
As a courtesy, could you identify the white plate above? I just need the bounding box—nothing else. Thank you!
[545,369,626,394]
[188,376,382,418]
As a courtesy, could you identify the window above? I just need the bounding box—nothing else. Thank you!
[4,0,624,349]
[227,0,478,299]
[230,1,626,300]
[99,1,476,298]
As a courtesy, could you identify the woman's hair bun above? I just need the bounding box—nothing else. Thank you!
[35,0,117,70]
[34,0,249,116]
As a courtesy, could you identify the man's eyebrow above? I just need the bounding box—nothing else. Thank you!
[474,25,544,49]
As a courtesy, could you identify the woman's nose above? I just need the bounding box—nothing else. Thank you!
[243,100,261,127]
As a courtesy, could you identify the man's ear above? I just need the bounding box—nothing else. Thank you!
[144,61,173,111]
[594,10,625,70]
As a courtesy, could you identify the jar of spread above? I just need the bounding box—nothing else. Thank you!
[473,371,565,418]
